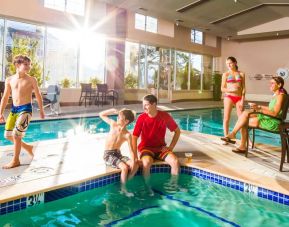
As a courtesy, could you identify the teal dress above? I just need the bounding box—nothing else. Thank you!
[257,96,282,131]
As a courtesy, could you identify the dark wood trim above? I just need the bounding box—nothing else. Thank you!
[211,3,289,24]
[176,0,210,13]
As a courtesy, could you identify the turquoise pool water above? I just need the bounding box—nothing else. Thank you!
[0,108,280,146]
[0,173,288,226]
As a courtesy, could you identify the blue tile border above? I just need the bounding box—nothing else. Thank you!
[180,166,289,206]
[1,164,288,216]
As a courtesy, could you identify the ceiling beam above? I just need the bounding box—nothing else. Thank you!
[176,0,210,13]
[210,3,289,24]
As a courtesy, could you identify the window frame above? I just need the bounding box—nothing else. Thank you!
[191,29,203,45]
[134,13,158,33]
[44,0,86,16]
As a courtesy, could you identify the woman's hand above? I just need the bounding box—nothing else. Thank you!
[248,102,261,111]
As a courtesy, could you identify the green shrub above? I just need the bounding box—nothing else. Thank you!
[89,77,101,88]
[60,78,72,88]
[125,72,138,89]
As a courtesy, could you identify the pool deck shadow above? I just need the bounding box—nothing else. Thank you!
[0,130,288,203]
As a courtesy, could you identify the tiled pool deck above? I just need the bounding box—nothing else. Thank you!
[0,101,288,215]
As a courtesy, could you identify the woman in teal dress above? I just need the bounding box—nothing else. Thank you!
[221,76,287,153]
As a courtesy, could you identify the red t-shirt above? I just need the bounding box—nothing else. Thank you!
[133,110,178,152]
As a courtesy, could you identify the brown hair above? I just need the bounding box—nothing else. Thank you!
[272,76,287,94]
[13,55,31,66]
[227,56,238,70]
[119,108,136,125]
[143,94,157,105]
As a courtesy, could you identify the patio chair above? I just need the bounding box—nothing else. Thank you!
[79,83,96,107]
[43,84,61,115]
[96,84,118,106]
[279,122,289,171]
[246,94,289,171]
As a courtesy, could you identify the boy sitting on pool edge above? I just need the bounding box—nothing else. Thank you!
[99,108,139,196]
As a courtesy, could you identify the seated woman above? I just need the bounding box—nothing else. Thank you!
[221,76,287,153]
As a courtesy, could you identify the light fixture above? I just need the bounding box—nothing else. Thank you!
[175,19,184,26]
[138,7,148,11]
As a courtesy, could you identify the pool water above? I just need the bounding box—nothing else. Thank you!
[0,108,280,146]
[0,173,288,226]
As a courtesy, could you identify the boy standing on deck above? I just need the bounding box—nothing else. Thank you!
[99,108,138,195]
[0,55,45,169]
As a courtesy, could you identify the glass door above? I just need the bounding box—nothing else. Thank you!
[158,48,172,103]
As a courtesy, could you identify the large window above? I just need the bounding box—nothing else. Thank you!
[203,55,213,90]
[79,34,105,84]
[5,20,45,85]
[191,29,203,44]
[44,0,85,16]
[190,54,202,90]
[124,43,212,93]
[0,19,4,80]
[135,13,157,33]
[175,51,189,90]
[45,27,78,87]
[0,17,106,88]
[139,44,146,89]
[124,42,139,89]
[146,46,159,90]
[159,48,171,90]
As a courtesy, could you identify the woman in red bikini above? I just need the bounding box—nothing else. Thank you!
[221,56,246,144]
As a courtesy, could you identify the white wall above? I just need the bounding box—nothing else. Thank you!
[221,37,289,100]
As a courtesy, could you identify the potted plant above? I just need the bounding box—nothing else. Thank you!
[212,71,222,101]
[60,78,71,88]
[89,77,101,88]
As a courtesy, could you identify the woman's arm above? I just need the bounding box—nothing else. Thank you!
[259,94,285,117]
[221,73,228,93]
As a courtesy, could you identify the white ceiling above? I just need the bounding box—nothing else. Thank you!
[99,0,289,40]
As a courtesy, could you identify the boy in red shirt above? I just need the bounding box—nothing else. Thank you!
[132,94,180,177]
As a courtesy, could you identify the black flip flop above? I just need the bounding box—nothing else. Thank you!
[232,148,247,153]
[220,137,236,144]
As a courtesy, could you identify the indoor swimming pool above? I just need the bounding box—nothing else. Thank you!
[0,172,288,226]
[0,108,280,146]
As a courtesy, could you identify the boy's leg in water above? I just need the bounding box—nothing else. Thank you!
[118,162,134,197]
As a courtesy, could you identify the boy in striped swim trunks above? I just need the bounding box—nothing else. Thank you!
[99,108,138,196]
[0,55,45,169]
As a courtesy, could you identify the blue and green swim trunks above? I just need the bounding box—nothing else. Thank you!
[4,103,32,138]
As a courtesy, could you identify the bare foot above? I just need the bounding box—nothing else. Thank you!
[226,133,236,140]
[3,160,20,169]
[25,144,34,158]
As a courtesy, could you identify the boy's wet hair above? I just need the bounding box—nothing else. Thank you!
[13,55,31,66]
[143,94,157,105]
[119,108,136,125]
